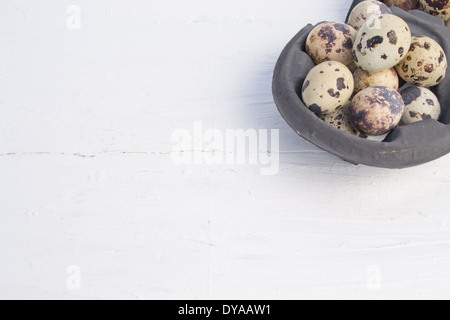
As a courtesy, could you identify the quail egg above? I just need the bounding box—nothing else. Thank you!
[319,101,363,136]
[353,67,399,93]
[384,0,419,11]
[419,0,450,21]
[353,14,412,72]
[349,86,405,135]
[400,86,441,124]
[396,36,447,87]
[302,61,355,114]
[306,22,357,67]
[348,0,392,31]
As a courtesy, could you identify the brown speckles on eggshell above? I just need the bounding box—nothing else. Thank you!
[349,86,404,135]
[385,0,420,11]
[439,51,445,64]
[396,36,447,86]
[353,14,412,73]
[367,36,384,49]
[336,77,346,90]
[309,104,322,114]
[400,86,441,124]
[353,50,359,63]
[318,25,337,46]
[302,80,310,93]
[328,89,340,98]
[424,64,435,73]
[343,38,353,50]
[321,101,362,136]
[353,68,399,93]
[357,43,362,53]
[302,61,354,115]
[419,0,450,20]
[333,23,350,35]
[306,22,357,67]
[400,86,421,105]
[387,30,398,45]
[409,111,418,118]
[347,1,392,31]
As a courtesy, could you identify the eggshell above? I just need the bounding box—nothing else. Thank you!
[302,61,355,114]
[400,86,441,124]
[384,0,420,11]
[396,36,447,87]
[353,67,399,92]
[348,1,392,31]
[349,86,405,135]
[419,0,450,21]
[306,22,357,67]
[353,14,412,72]
[319,102,363,136]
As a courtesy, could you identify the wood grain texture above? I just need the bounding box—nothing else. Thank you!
[0,0,449,300]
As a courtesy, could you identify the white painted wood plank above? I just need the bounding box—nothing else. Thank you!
[1,0,450,300]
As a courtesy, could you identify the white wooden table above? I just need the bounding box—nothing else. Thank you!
[1,0,450,300]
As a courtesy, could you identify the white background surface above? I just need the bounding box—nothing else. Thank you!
[1,0,450,300]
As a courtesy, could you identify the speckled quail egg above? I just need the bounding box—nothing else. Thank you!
[353,67,399,93]
[349,86,405,135]
[419,0,450,21]
[319,101,363,136]
[302,61,354,114]
[306,22,357,67]
[348,1,392,31]
[396,36,447,87]
[384,0,419,11]
[353,14,412,72]
[400,86,441,124]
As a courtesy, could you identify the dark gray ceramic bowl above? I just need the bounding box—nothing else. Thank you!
[273,0,450,168]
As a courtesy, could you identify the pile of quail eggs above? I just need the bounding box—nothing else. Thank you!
[301,0,448,138]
